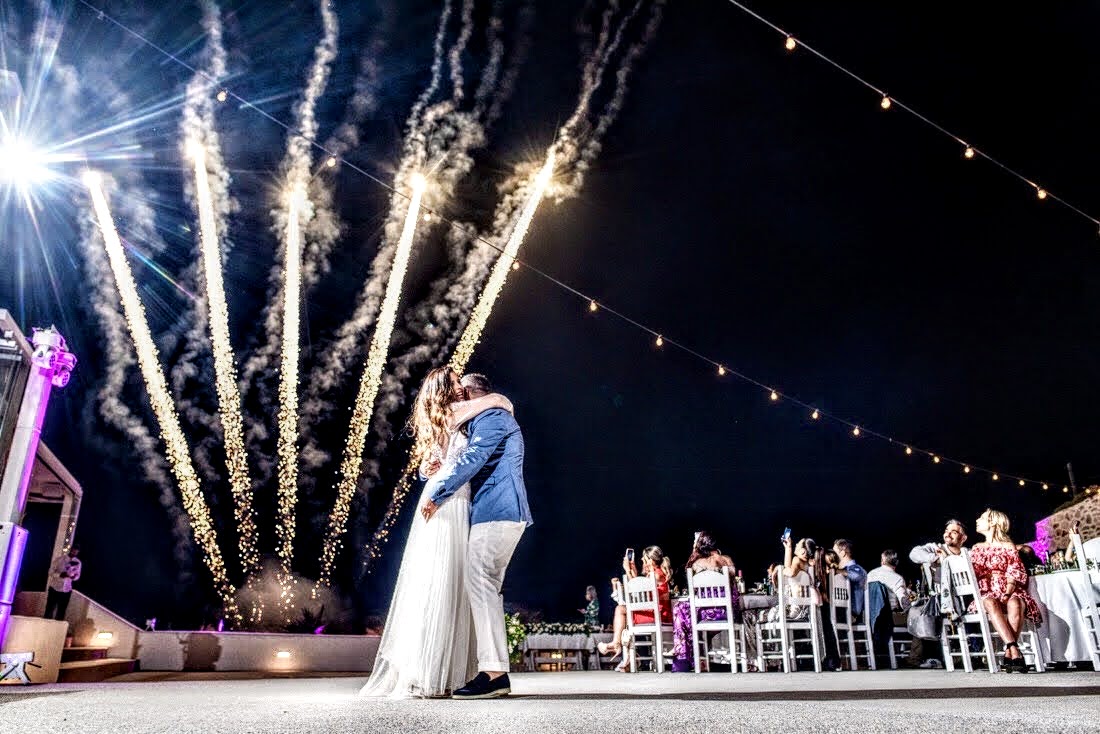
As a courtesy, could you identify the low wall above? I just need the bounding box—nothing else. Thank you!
[14,591,380,673]
[0,615,67,684]
[1033,492,1100,559]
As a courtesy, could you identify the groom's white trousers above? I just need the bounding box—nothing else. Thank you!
[467,520,526,673]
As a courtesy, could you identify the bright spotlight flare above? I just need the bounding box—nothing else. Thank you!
[187,139,259,578]
[313,173,426,593]
[275,184,305,609]
[450,149,555,372]
[82,171,240,623]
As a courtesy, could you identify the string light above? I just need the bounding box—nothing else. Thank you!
[655,335,664,347]
[811,409,819,420]
[932,455,941,464]
[512,260,520,271]
[1063,486,1069,493]
[1019,479,1026,487]
[852,426,861,437]
[718,365,727,376]
[326,156,337,168]
[216,89,227,103]
[964,465,971,474]
[905,446,913,455]
[423,211,432,222]
[1042,483,1049,490]
[992,473,999,481]
[315,173,426,593]
[1036,187,1048,200]
[83,171,240,625]
[785,35,796,51]
[769,390,779,401]
[188,141,259,579]
[722,0,1100,232]
[589,300,599,312]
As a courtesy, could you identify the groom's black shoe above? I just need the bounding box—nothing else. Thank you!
[451,672,511,700]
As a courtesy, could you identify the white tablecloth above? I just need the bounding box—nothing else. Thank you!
[1030,571,1100,662]
[522,633,596,652]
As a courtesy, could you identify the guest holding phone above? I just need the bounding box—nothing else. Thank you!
[597,546,673,670]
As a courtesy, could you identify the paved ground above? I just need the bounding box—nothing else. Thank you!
[2,671,1098,733]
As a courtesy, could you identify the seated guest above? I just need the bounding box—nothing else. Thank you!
[867,550,911,613]
[832,539,867,619]
[970,509,1042,673]
[597,546,673,669]
[910,519,968,579]
[671,531,736,672]
[818,548,843,671]
[767,537,817,622]
[578,585,600,629]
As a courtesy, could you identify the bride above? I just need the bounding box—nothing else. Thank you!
[360,366,513,699]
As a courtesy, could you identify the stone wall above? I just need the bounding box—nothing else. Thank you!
[1032,488,1100,560]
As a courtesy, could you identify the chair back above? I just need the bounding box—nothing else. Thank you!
[944,551,980,603]
[829,572,852,626]
[781,569,816,611]
[688,567,735,618]
[624,574,661,627]
[1082,537,1100,563]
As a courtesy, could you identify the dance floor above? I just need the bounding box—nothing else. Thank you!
[2,670,1098,733]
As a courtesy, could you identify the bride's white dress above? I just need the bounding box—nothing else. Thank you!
[359,431,476,698]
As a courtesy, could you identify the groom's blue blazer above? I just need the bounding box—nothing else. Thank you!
[429,408,533,527]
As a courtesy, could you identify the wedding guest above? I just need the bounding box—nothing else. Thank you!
[767,537,816,622]
[909,519,968,577]
[44,545,81,621]
[867,550,911,613]
[671,531,736,672]
[970,509,1042,673]
[817,548,843,671]
[832,539,867,619]
[597,546,673,669]
[578,585,600,628]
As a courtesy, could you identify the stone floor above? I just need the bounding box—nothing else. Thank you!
[2,670,1098,733]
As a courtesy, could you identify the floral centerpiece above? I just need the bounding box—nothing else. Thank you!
[505,613,527,664]
[525,621,598,636]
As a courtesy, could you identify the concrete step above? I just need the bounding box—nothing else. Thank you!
[61,646,110,663]
[58,658,138,683]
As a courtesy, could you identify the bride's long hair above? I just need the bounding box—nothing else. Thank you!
[409,366,463,467]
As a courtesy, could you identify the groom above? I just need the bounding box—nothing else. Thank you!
[421,372,532,699]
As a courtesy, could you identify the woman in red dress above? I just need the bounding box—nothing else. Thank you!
[597,546,673,669]
[970,509,1042,672]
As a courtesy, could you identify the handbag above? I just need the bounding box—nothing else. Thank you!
[906,594,941,640]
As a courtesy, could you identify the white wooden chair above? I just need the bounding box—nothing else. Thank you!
[829,572,874,670]
[623,574,674,673]
[864,580,913,670]
[1068,531,1100,669]
[941,550,1045,673]
[759,569,822,673]
[687,567,746,673]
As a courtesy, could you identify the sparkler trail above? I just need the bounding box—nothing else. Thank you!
[275,185,305,608]
[450,152,555,371]
[188,140,258,579]
[314,175,426,593]
[84,172,239,623]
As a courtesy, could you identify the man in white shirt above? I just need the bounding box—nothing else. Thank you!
[867,549,911,612]
[44,546,81,621]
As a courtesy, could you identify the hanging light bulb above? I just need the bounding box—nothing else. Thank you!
[1037,187,1048,200]
[216,89,228,102]
[423,211,432,222]
[811,409,820,420]
[963,145,975,159]
[932,455,941,464]
[992,473,999,481]
[512,261,520,271]
[718,365,726,376]
[1018,479,1025,487]
[770,390,779,401]
[963,465,970,474]
[785,36,797,51]
[326,157,337,168]
[852,426,861,437]
[588,300,598,313]
[905,446,913,455]
[1063,486,1069,493]
[1042,483,1049,490]
[880,95,892,110]
[655,335,663,347]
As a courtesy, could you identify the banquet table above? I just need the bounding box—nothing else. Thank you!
[523,632,614,671]
[1030,570,1100,663]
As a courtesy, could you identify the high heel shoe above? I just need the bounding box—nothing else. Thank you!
[597,641,620,656]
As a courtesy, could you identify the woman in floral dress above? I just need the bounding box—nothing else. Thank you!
[970,509,1042,673]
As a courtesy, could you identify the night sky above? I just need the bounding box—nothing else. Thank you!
[4,1,1100,629]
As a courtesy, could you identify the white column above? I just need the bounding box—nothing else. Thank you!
[0,326,76,646]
